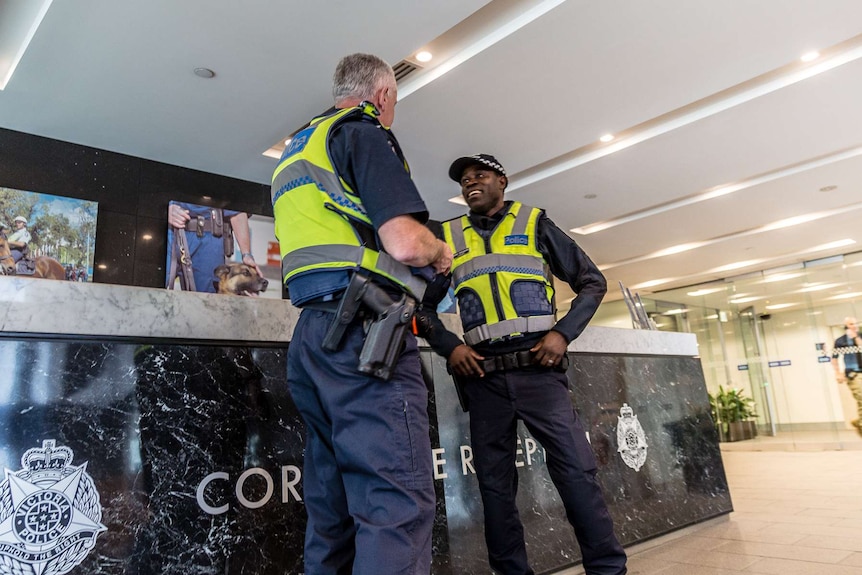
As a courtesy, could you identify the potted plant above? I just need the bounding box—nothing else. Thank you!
[708,385,758,442]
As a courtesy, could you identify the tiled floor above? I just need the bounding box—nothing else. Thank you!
[560,431,862,574]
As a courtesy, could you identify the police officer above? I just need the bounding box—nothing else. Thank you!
[166,202,261,292]
[271,53,452,574]
[8,216,31,263]
[422,154,627,575]
[832,316,862,436]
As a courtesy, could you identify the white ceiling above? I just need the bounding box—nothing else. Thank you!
[2,0,862,310]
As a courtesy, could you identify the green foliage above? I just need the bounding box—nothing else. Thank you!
[708,385,758,424]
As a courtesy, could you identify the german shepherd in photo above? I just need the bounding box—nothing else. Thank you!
[214,263,269,296]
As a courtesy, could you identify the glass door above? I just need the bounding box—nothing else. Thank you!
[738,306,776,436]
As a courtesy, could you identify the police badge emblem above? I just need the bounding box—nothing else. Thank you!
[616,403,648,471]
[0,440,106,575]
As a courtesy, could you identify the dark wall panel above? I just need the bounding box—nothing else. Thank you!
[0,128,271,287]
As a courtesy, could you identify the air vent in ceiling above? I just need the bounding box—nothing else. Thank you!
[393,60,420,82]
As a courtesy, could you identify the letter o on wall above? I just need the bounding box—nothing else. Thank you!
[236,467,274,509]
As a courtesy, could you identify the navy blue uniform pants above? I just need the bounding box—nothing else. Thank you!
[288,309,435,575]
[464,366,626,575]
[166,228,224,292]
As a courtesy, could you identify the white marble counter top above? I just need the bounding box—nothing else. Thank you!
[0,277,697,356]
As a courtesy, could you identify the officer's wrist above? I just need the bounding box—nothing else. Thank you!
[241,252,254,260]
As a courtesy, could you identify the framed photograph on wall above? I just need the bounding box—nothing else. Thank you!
[0,187,97,281]
[165,201,281,298]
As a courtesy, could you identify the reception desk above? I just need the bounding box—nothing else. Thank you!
[0,278,731,575]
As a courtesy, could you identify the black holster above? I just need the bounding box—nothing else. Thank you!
[322,273,417,381]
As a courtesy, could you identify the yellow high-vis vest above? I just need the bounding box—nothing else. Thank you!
[271,105,425,299]
[443,202,555,345]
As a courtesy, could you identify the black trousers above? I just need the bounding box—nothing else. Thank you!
[464,366,627,575]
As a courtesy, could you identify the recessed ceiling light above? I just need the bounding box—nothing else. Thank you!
[663,308,688,315]
[416,51,433,63]
[142,234,153,241]
[686,287,725,297]
[819,185,837,192]
[194,67,216,79]
[631,278,675,289]
[729,296,761,304]
[828,292,862,300]
[760,272,804,283]
[800,51,820,62]
[798,282,843,293]
[765,303,797,310]
[599,134,614,143]
[97,264,107,270]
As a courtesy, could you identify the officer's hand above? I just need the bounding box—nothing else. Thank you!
[168,204,191,229]
[433,241,453,275]
[242,253,264,277]
[530,330,568,368]
[449,344,485,377]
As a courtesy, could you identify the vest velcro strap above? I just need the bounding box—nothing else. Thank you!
[375,252,427,300]
[463,315,557,346]
[283,245,426,300]
[452,253,546,287]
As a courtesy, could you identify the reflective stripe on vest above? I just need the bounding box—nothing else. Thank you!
[271,106,425,300]
[443,202,555,345]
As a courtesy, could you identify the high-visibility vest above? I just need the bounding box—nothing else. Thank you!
[443,202,555,345]
[271,104,425,299]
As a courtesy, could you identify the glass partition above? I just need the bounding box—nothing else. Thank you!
[590,250,862,449]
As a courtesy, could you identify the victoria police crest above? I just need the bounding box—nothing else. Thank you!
[0,440,106,575]
[616,403,648,471]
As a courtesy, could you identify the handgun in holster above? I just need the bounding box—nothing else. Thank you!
[446,365,470,413]
[321,272,417,381]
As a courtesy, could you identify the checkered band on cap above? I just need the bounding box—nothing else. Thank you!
[448,153,507,182]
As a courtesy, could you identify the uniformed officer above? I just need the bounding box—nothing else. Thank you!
[422,154,627,575]
[271,53,452,574]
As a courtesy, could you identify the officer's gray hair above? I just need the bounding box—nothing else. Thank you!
[332,53,394,104]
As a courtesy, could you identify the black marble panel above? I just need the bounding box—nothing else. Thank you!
[433,352,732,575]
[0,337,730,575]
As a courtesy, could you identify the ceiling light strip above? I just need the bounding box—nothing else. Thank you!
[505,33,862,194]
[0,0,54,90]
[631,240,855,293]
[398,0,567,99]
[572,144,862,235]
[598,201,862,271]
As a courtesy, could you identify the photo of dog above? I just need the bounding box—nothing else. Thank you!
[214,263,269,296]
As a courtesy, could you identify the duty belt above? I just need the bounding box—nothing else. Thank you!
[184,217,216,235]
[481,351,569,374]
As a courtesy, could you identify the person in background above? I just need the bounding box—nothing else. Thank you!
[832,316,862,436]
[420,153,627,575]
[271,53,452,574]
[166,202,261,292]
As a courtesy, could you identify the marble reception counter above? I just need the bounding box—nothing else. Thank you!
[0,278,731,574]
